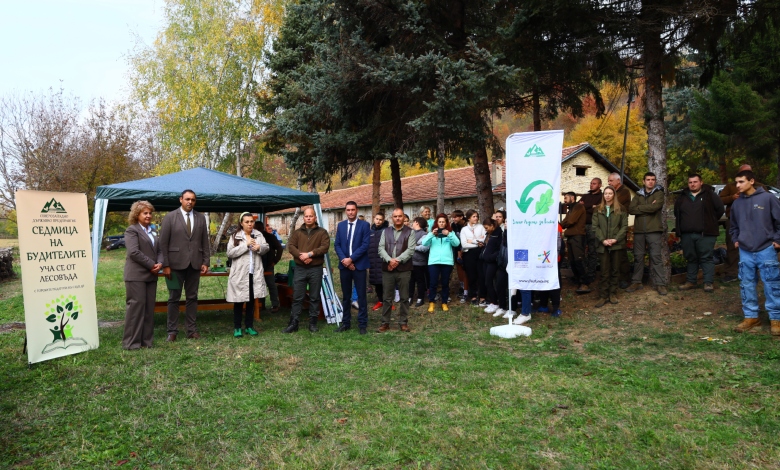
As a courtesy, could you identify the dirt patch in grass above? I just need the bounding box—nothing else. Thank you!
[549,277,745,344]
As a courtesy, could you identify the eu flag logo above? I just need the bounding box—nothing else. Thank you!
[514,250,528,262]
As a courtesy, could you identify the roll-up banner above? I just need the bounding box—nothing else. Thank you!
[505,131,563,291]
[15,191,99,364]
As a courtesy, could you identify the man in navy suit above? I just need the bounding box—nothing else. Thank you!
[334,201,371,334]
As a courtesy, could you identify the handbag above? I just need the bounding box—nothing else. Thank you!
[497,229,508,268]
[497,244,508,269]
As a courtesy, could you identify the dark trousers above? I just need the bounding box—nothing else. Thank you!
[382,270,411,324]
[538,265,562,310]
[496,265,509,310]
[167,267,201,336]
[632,232,665,286]
[599,249,623,298]
[585,224,599,281]
[233,273,255,329]
[681,233,717,284]
[409,265,429,300]
[124,280,157,349]
[340,268,367,328]
[619,249,630,284]
[372,283,384,303]
[483,262,499,304]
[264,272,279,308]
[290,265,323,322]
[463,248,484,300]
[428,264,454,303]
[567,235,590,285]
[723,220,739,276]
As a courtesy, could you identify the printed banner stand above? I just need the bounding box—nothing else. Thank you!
[15,191,99,364]
[505,130,564,292]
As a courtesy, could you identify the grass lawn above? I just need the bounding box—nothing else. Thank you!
[1,247,780,468]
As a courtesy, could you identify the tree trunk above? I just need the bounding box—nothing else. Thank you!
[289,181,303,233]
[717,151,728,184]
[473,145,494,218]
[204,213,211,254]
[213,212,231,253]
[642,30,671,284]
[532,86,541,132]
[437,145,446,215]
[776,139,780,187]
[372,158,381,215]
[390,157,403,208]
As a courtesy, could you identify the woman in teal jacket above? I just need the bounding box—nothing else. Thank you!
[422,213,461,312]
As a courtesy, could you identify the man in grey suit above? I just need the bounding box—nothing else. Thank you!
[159,189,211,341]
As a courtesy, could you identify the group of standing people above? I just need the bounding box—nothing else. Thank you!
[121,189,285,349]
[121,167,780,348]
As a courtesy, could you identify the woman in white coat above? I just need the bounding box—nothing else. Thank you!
[227,212,269,337]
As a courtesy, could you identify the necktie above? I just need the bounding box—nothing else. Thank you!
[186,212,192,236]
[347,222,353,256]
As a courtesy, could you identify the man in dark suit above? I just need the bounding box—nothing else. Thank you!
[159,189,211,341]
[334,201,371,334]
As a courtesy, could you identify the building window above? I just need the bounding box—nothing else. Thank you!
[575,167,587,176]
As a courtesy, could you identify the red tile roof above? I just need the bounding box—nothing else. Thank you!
[272,142,604,213]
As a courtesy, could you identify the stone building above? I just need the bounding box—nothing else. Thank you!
[267,142,640,235]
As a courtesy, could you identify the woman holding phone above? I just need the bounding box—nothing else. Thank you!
[422,214,461,312]
[227,212,269,337]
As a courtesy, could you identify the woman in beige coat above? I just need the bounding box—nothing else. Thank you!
[227,212,269,337]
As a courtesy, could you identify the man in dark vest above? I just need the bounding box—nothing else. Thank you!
[377,207,416,332]
[579,178,603,283]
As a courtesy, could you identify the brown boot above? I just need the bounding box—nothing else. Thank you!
[734,318,761,333]
[678,282,696,291]
[771,320,780,336]
[377,323,390,333]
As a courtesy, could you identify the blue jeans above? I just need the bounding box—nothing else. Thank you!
[738,246,780,320]
[520,290,533,315]
[428,264,454,303]
[340,268,367,328]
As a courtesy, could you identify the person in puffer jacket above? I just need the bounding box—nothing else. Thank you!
[409,217,430,307]
[368,212,389,311]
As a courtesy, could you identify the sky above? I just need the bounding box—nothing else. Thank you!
[0,0,165,104]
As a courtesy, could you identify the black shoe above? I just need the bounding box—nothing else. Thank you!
[309,318,319,332]
[359,327,367,335]
[722,275,738,283]
[414,299,424,308]
[282,319,299,333]
[619,281,630,289]
[335,324,351,332]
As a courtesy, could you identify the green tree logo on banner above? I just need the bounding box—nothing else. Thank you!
[523,145,546,157]
[41,198,67,214]
[42,295,87,354]
[516,180,555,216]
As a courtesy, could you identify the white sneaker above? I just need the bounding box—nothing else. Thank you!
[513,313,531,325]
[503,310,514,319]
[485,304,499,314]
[495,308,506,317]
[351,301,359,309]
[478,300,488,308]
[394,290,401,303]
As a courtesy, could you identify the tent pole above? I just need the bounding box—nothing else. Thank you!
[91,198,108,281]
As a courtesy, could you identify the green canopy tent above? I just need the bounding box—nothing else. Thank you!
[91,168,321,279]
